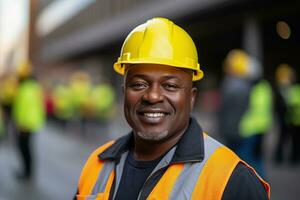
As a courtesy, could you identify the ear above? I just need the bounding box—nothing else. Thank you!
[190,87,197,111]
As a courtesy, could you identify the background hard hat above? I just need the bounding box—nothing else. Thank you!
[114,17,203,81]
[17,61,32,79]
[275,63,294,85]
[224,49,249,77]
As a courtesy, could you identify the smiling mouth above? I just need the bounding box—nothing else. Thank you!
[143,112,166,118]
[138,111,170,123]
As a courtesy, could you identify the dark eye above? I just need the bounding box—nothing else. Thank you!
[163,83,179,91]
[128,82,148,90]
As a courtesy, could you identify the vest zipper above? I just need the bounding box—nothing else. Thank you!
[137,166,168,200]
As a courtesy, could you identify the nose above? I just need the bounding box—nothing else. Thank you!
[142,84,164,104]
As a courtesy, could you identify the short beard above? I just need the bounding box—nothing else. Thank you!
[136,130,169,141]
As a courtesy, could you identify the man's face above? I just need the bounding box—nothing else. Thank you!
[124,64,197,142]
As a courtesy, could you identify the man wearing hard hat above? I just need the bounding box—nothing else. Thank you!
[75,18,270,200]
[219,49,253,152]
[12,62,45,180]
[274,64,300,165]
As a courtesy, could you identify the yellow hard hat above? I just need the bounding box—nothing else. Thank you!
[17,61,32,78]
[275,63,294,85]
[224,49,249,77]
[114,17,203,81]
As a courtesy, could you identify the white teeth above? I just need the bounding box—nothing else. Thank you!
[144,113,165,118]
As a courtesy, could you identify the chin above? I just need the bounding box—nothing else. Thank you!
[136,130,169,141]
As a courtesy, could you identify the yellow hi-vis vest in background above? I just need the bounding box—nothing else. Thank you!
[12,79,45,132]
[287,84,300,126]
[240,80,273,137]
[76,134,270,200]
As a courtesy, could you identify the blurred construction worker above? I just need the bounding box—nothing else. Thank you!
[69,71,93,133]
[75,18,270,200]
[219,49,252,152]
[273,64,293,163]
[91,82,116,121]
[285,69,300,164]
[239,59,273,177]
[12,61,45,180]
[52,83,74,126]
[69,71,92,118]
[81,82,116,121]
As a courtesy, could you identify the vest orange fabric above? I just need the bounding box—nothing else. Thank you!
[78,141,115,197]
[191,147,270,200]
[77,140,270,200]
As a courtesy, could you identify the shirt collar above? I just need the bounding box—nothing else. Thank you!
[98,116,204,163]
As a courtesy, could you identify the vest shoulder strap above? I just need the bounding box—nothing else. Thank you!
[78,140,115,195]
[191,146,239,200]
[191,146,270,200]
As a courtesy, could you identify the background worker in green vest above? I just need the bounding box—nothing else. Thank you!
[273,64,294,164]
[12,61,45,180]
[69,70,92,134]
[239,68,273,177]
[90,82,116,121]
[52,82,75,127]
[75,18,270,200]
[286,73,300,164]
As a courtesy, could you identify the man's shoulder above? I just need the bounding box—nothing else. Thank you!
[222,163,269,200]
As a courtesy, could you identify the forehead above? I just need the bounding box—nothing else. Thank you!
[125,64,193,81]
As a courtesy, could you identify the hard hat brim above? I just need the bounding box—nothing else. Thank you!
[114,60,203,81]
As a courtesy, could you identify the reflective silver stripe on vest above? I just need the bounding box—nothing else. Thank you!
[91,151,129,196]
[150,146,177,176]
[112,151,129,199]
[91,161,115,195]
[169,135,223,200]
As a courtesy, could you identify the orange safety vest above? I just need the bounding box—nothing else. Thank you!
[77,135,270,200]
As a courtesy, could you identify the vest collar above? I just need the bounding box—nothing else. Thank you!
[170,117,204,163]
[98,116,204,163]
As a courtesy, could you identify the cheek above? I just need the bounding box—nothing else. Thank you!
[166,91,191,111]
[124,91,141,110]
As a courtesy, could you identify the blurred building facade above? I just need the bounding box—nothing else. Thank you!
[35,0,300,100]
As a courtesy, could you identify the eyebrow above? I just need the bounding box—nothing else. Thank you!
[128,74,181,81]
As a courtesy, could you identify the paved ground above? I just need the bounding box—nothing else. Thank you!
[0,112,299,200]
